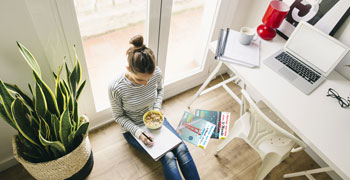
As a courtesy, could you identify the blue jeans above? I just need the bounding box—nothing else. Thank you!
[123,118,200,180]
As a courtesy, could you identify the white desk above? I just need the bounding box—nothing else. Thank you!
[208,36,350,179]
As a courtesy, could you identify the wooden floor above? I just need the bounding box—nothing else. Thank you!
[0,74,330,180]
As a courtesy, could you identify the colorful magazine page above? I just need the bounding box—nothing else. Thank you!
[195,109,230,139]
[176,111,215,149]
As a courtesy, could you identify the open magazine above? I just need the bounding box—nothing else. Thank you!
[176,111,215,149]
[194,109,230,139]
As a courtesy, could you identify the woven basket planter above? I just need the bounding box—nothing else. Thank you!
[12,135,93,180]
[12,116,94,180]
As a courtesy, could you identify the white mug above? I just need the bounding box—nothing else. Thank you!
[238,27,257,45]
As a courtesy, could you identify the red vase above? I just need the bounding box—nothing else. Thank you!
[257,0,290,40]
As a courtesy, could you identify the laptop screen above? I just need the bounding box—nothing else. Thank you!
[285,22,349,76]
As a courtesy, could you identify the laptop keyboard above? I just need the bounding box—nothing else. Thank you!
[275,52,321,84]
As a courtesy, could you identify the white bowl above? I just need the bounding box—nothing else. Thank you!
[143,110,164,129]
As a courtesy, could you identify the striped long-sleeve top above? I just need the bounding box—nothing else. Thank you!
[108,66,164,138]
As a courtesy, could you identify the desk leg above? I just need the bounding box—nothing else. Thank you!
[187,61,223,109]
[283,167,332,179]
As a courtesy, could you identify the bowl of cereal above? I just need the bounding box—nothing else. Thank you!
[143,110,164,129]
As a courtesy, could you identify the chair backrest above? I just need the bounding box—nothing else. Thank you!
[240,89,305,149]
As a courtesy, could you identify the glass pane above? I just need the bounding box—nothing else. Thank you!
[164,0,205,83]
[74,0,147,111]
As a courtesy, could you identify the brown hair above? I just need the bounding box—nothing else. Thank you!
[126,35,156,74]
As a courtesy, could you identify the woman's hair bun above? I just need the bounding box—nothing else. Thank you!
[129,35,144,48]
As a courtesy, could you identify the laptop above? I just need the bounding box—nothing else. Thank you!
[264,21,349,94]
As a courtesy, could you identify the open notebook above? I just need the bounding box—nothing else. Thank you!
[132,125,182,161]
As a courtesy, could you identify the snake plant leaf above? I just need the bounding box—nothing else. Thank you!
[70,47,82,99]
[74,121,89,142]
[4,83,33,108]
[16,135,43,162]
[55,65,63,95]
[74,46,82,85]
[11,99,39,147]
[67,132,75,151]
[45,113,56,141]
[55,66,65,113]
[39,117,50,140]
[56,84,66,117]
[49,146,62,159]
[28,83,33,96]
[39,132,66,156]
[16,42,41,77]
[35,83,47,117]
[51,114,59,141]
[63,81,73,112]
[0,101,16,129]
[62,80,72,103]
[59,81,71,112]
[70,69,77,98]
[22,151,41,162]
[72,100,78,131]
[30,113,39,130]
[59,108,72,148]
[59,81,68,98]
[69,96,74,114]
[53,72,57,80]
[65,63,71,91]
[0,80,15,120]
[33,72,60,116]
[76,80,86,100]
[38,118,46,139]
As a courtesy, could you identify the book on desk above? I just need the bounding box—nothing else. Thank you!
[216,28,260,67]
[132,125,182,161]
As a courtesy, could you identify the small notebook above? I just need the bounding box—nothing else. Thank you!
[216,28,260,67]
[133,125,182,161]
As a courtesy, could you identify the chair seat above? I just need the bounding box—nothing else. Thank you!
[237,112,295,158]
[258,136,294,157]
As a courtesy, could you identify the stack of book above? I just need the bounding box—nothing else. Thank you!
[176,110,231,149]
[215,28,260,67]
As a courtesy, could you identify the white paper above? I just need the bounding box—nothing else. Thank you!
[220,29,260,67]
[133,126,182,161]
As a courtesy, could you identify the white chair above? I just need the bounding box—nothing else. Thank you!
[215,89,306,180]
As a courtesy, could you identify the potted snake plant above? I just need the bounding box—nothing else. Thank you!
[0,42,93,180]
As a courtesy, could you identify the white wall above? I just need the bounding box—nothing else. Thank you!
[0,0,54,172]
[229,0,350,80]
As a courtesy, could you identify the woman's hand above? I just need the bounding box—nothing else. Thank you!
[139,132,154,147]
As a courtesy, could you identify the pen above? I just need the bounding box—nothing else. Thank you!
[142,132,153,142]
